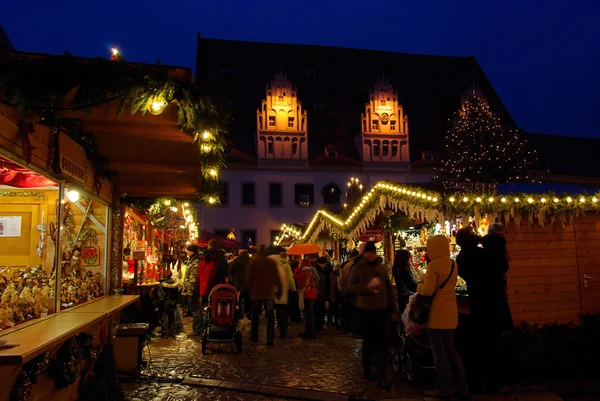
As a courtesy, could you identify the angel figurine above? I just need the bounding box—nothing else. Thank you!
[35,211,47,257]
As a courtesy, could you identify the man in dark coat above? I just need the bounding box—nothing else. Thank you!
[206,239,229,287]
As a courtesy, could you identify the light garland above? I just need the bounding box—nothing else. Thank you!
[278,180,600,244]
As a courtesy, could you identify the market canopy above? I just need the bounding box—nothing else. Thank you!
[279,181,600,244]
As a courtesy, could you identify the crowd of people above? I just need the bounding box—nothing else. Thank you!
[151,223,513,400]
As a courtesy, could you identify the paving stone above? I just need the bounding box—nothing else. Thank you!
[183,377,223,387]
[219,380,263,392]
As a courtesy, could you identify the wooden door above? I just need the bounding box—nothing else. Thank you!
[575,215,600,314]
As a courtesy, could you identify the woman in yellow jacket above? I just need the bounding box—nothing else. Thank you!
[417,235,468,400]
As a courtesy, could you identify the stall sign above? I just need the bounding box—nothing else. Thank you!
[0,216,22,237]
[132,250,146,260]
[59,133,87,183]
[358,228,384,242]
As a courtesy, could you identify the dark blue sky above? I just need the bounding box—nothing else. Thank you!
[2,0,599,138]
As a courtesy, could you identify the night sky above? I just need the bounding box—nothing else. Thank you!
[2,0,598,138]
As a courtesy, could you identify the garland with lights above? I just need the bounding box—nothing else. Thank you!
[0,51,229,203]
[436,89,544,190]
[279,181,600,244]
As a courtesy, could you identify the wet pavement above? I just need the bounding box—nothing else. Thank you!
[121,314,562,401]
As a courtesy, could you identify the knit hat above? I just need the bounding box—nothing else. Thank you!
[363,241,377,254]
[186,244,200,254]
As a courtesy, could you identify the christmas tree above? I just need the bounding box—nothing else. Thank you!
[437,89,542,191]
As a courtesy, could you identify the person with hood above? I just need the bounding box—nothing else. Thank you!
[181,244,203,335]
[477,223,514,393]
[392,249,418,313]
[247,245,283,345]
[417,235,468,399]
[154,269,179,338]
[272,252,296,338]
[229,249,251,317]
[346,241,397,389]
[293,259,318,339]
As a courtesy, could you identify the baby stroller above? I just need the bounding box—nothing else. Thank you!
[391,321,434,382]
[201,284,243,354]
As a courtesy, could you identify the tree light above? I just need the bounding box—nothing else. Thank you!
[566,197,573,203]
[593,197,598,203]
[554,198,560,203]
[463,197,469,202]
[579,197,586,203]
[209,168,218,177]
[208,197,216,204]
[449,197,455,202]
[66,190,80,203]
[540,198,546,203]
[501,197,506,203]
[111,48,119,56]
[163,199,171,206]
[488,197,494,203]
[202,131,211,141]
[514,198,520,203]
[476,197,482,203]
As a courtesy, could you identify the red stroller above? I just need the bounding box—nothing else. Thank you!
[201,284,243,354]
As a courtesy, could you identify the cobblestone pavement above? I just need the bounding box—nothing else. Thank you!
[122,315,562,401]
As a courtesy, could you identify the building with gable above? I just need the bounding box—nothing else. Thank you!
[195,36,517,245]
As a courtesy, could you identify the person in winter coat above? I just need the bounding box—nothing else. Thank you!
[417,235,468,399]
[314,256,329,332]
[346,241,397,389]
[477,223,514,393]
[154,269,179,338]
[392,249,418,313]
[338,249,360,333]
[247,245,283,345]
[294,259,318,339]
[229,249,251,317]
[181,244,203,335]
[329,265,343,329]
[288,258,302,323]
[272,252,296,338]
[206,239,229,287]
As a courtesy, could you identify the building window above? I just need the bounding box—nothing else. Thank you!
[373,143,380,157]
[390,121,396,131]
[214,229,229,239]
[383,144,389,157]
[241,230,256,247]
[267,140,274,155]
[242,183,255,206]
[268,116,276,127]
[380,99,386,106]
[392,145,398,158]
[372,120,379,130]
[295,184,314,207]
[219,182,229,206]
[269,183,283,207]
[220,66,231,73]
[288,117,294,128]
[322,182,341,205]
[292,142,298,155]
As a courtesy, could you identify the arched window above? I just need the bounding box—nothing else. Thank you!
[267,137,274,154]
[373,140,381,157]
[292,138,299,155]
[321,182,341,205]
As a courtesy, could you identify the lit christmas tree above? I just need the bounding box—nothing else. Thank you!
[437,89,542,191]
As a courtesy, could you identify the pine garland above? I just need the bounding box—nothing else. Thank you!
[0,51,229,203]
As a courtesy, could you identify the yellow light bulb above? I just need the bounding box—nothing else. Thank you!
[579,197,585,203]
[567,197,572,203]
[209,168,218,177]
[111,48,119,55]
[163,199,171,206]
[540,198,546,203]
[184,202,189,207]
[463,197,469,202]
[202,144,211,153]
[527,198,534,204]
[554,198,559,203]
[476,197,482,203]
[433,197,438,202]
[449,197,455,203]
[488,197,494,203]
[593,197,598,203]
[208,197,216,204]
[514,198,520,203]
[202,131,211,140]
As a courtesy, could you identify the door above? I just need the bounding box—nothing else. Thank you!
[575,214,600,314]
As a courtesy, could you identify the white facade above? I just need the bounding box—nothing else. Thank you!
[199,75,427,245]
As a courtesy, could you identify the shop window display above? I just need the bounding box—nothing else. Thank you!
[0,158,58,330]
[58,187,108,310]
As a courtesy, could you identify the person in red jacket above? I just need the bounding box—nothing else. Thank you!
[294,258,318,339]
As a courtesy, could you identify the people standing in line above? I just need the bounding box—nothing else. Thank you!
[154,269,179,338]
[289,257,303,323]
[247,245,283,346]
[313,256,329,333]
[391,249,418,314]
[417,235,468,400]
[346,241,397,389]
[228,249,252,317]
[338,249,360,334]
[294,259,318,339]
[181,244,203,336]
[477,223,514,393]
[272,252,296,338]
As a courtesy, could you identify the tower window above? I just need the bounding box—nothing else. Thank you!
[268,116,276,126]
[373,143,380,157]
[380,99,386,106]
[392,145,398,158]
[390,120,396,130]
[288,117,295,128]
[383,145,389,157]
[372,120,379,130]
[268,141,274,154]
[295,184,314,207]
[292,142,298,155]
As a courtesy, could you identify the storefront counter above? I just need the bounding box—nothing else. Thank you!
[0,295,139,401]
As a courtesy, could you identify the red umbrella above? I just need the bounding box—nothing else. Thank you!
[286,243,321,256]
